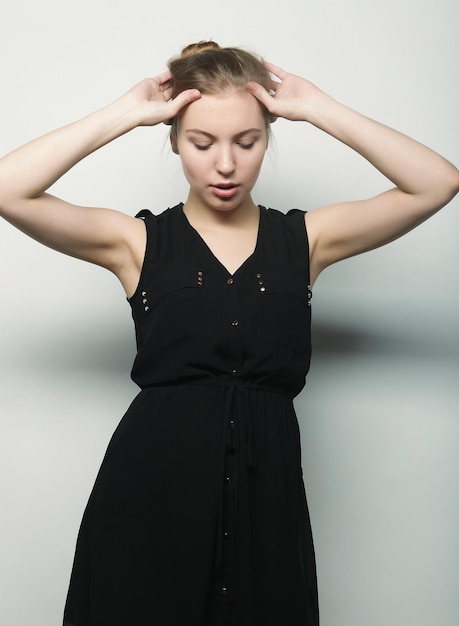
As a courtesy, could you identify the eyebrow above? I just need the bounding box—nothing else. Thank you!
[185,128,263,140]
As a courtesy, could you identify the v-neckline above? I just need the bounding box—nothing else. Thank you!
[180,203,263,277]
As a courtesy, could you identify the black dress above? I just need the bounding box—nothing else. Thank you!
[63,203,318,626]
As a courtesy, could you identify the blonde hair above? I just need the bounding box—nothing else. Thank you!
[167,41,273,143]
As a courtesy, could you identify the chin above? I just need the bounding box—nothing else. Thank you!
[212,201,241,211]
[209,193,252,213]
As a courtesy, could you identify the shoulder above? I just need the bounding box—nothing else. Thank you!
[259,206,310,274]
[262,206,306,221]
[135,203,183,221]
[261,205,308,244]
[133,203,184,235]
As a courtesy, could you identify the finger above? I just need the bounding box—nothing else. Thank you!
[246,82,278,124]
[264,61,288,81]
[165,88,202,120]
[162,86,173,101]
[174,88,202,107]
[155,69,174,85]
[269,79,280,95]
[246,81,274,108]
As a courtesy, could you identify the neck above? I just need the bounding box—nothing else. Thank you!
[183,193,259,229]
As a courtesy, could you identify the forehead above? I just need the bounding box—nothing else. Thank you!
[179,90,265,133]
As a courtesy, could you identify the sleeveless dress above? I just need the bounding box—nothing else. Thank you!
[63,203,319,626]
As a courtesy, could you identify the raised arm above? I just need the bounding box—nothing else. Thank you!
[0,72,201,295]
[248,63,459,285]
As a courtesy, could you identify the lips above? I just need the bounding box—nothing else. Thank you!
[211,183,239,199]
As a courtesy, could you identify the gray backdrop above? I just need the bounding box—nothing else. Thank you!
[1,0,458,624]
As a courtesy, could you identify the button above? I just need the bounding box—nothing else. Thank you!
[229,419,235,428]
[256,273,262,278]
[231,369,238,376]
[260,287,266,292]
[220,586,229,596]
[225,476,231,485]
[223,531,230,539]
[227,278,234,285]
[231,320,239,326]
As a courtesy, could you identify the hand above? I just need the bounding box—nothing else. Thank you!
[123,70,201,126]
[247,62,325,123]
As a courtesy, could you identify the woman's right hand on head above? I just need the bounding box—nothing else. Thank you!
[123,71,201,126]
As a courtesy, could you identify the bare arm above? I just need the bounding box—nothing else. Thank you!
[248,63,459,285]
[0,73,201,294]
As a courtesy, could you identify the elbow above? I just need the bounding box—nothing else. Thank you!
[0,192,6,219]
[0,177,11,217]
[0,179,22,220]
[451,166,459,197]
[0,194,12,219]
[444,163,459,201]
[431,163,459,209]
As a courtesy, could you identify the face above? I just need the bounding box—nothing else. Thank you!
[173,90,268,213]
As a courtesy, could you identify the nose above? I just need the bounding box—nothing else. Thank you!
[215,145,235,176]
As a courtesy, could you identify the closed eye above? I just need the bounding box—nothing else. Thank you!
[238,142,255,150]
[194,144,212,151]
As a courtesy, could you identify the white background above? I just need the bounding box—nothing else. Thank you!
[1,1,458,624]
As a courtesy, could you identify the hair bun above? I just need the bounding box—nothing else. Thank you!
[180,40,220,59]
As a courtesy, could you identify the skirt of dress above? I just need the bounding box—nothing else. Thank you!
[63,383,319,626]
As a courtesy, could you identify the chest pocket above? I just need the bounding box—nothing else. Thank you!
[252,269,311,352]
[133,268,212,349]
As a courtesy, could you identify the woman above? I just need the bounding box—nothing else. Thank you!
[0,41,458,626]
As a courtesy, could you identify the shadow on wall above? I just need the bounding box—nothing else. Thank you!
[311,318,457,360]
[312,321,397,357]
[5,314,456,378]
[8,318,138,376]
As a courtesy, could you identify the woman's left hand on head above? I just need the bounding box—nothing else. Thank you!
[247,62,326,123]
